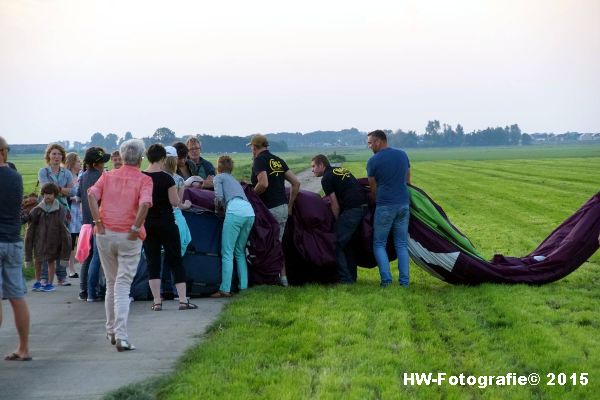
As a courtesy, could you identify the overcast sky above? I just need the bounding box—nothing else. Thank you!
[1,0,599,144]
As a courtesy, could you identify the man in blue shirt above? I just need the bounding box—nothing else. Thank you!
[366,130,411,287]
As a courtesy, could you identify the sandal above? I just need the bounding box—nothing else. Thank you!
[5,353,32,361]
[151,303,162,311]
[179,301,198,310]
[210,291,233,298]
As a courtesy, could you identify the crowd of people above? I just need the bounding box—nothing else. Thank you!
[1,130,415,358]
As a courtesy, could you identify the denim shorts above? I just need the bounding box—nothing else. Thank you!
[0,241,27,299]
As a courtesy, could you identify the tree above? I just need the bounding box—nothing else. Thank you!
[105,133,119,151]
[455,124,465,146]
[391,129,418,147]
[508,124,521,145]
[424,120,442,146]
[89,132,105,147]
[152,127,176,144]
[118,131,133,146]
[521,133,532,145]
[442,124,459,146]
[425,120,441,136]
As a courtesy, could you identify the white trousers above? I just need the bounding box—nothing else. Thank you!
[96,230,142,341]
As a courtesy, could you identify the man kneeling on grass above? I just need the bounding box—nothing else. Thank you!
[311,154,368,284]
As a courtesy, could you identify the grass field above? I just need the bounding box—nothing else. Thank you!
[10,145,600,399]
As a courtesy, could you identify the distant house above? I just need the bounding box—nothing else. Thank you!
[578,133,600,142]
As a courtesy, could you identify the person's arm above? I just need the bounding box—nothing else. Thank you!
[407,168,411,185]
[168,185,179,207]
[202,175,214,189]
[213,175,225,213]
[368,176,377,201]
[60,170,73,197]
[329,192,340,219]
[24,213,36,263]
[129,202,151,240]
[285,170,301,216]
[177,185,185,203]
[37,168,49,185]
[254,171,269,195]
[88,193,105,235]
[60,209,72,261]
[598,232,600,246]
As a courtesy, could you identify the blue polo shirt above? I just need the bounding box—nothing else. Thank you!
[366,147,411,207]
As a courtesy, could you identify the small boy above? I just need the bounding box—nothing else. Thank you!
[24,183,71,292]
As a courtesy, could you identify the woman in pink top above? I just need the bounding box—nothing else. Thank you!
[88,139,153,352]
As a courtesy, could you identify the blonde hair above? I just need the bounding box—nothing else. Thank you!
[44,143,66,164]
[64,152,80,170]
[164,156,178,174]
[217,155,234,174]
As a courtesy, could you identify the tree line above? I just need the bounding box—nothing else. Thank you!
[10,122,599,154]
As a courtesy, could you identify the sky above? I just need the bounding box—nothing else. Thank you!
[1,0,599,144]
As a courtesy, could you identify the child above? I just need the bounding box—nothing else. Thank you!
[163,147,192,255]
[65,152,83,278]
[211,155,255,297]
[25,183,72,292]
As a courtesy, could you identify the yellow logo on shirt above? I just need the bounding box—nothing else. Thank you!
[269,159,284,176]
[333,167,351,180]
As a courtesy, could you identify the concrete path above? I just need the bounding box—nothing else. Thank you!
[288,167,322,194]
[0,276,227,400]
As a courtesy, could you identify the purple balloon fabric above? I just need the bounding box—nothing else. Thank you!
[182,182,600,286]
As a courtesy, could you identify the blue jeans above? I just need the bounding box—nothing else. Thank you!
[87,235,102,299]
[335,206,367,283]
[220,213,254,293]
[41,260,67,282]
[373,204,410,286]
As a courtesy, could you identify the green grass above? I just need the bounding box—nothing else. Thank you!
[125,145,598,400]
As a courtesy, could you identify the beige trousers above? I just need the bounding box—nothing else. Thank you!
[96,229,142,341]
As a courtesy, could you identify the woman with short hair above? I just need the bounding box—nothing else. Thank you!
[88,139,153,351]
[212,155,255,297]
[143,144,197,311]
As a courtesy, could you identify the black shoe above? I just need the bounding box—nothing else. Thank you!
[78,291,87,301]
[69,273,79,279]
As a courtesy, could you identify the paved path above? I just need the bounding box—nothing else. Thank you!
[0,275,227,400]
[289,167,322,194]
[0,168,321,399]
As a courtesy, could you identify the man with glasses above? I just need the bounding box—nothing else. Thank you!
[0,136,32,361]
[186,137,215,188]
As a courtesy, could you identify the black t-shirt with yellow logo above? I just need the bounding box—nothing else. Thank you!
[321,166,367,212]
[251,150,289,209]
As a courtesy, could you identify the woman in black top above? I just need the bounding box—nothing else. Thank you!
[143,144,197,311]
